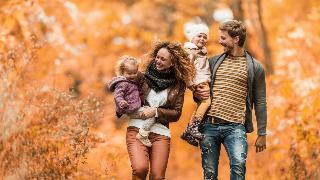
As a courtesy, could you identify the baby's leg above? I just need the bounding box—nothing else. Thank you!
[136,118,155,147]
[193,82,211,122]
[185,82,210,140]
[142,118,156,131]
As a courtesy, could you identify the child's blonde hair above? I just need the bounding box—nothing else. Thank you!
[115,55,138,76]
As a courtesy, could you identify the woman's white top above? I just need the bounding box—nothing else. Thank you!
[128,88,171,138]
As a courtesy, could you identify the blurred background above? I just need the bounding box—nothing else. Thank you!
[0,0,319,179]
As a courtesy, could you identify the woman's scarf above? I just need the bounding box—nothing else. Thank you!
[144,61,177,92]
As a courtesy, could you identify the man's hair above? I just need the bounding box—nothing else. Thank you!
[219,20,246,47]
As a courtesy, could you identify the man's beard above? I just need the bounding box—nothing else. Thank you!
[223,45,233,54]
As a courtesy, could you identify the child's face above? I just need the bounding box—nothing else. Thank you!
[123,63,138,82]
[191,33,208,49]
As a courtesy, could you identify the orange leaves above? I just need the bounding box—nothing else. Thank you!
[279,79,295,100]
[1,0,320,179]
[1,90,104,178]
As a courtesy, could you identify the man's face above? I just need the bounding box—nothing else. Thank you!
[218,30,238,53]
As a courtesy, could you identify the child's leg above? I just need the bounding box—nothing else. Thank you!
[181,82,210,145]
[185,83,210,140]
[136,118,155,147]
[193,82,211,121]
[180,113,202,146]
[142,118,156,131]
[193,97,211,121]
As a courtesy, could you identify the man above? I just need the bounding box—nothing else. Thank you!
[194,20,267,180]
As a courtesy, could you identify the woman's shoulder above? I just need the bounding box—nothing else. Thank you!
[174,80,186,91]
[136,71,145,81]
[136,71,147,88]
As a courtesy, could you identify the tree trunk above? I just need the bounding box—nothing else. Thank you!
[200,0,218,25]
[256,0,273,75]
[161,4,176,37]
[231,0,244,21]
[230,0,257,56]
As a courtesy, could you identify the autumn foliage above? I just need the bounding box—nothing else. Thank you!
[0,0,320,179]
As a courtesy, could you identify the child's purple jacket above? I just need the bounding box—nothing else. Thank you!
[108,76,141,117]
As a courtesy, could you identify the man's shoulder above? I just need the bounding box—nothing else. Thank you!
[251,57,265,71]
[248,56,266,77]
[208,53,225,64]
[245,52,265,71]
[208,53,224,61]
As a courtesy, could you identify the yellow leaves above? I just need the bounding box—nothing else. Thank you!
[0,15,21,36]
[279,79,294,99]
[272,151,285,161]
[0,0,320,179]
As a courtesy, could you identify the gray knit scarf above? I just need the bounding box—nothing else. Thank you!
[144,61,177,92]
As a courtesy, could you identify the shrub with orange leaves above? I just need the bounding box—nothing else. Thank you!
[0,28,104,179]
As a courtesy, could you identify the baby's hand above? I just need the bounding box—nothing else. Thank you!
[189,54,196,63]
[119,100,129,109]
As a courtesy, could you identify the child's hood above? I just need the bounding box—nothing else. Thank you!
[108,76,130,92]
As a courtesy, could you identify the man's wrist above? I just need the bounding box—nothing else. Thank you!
[258,132,267,136]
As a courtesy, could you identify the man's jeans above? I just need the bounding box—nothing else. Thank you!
[200,122,248,180]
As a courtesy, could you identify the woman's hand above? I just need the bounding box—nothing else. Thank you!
[140,107,156,119]
[127,111,143,119]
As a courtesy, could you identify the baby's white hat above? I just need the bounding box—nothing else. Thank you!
[184,42,198,49]
[184,23,209,41]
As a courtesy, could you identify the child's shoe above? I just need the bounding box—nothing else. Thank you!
[136,128,152,147]
[180,127,199,147]
[188,120,204,140]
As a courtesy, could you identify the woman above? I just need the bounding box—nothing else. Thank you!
[126,41,195,180]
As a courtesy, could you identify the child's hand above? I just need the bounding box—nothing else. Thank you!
[189,54,196,64]
[119,100,129,109]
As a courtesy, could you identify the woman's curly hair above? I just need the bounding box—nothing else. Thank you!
[145,41,195,86]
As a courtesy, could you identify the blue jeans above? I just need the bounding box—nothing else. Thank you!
[200,122,248,180]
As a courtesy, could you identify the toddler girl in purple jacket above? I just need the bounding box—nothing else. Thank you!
[108,56,141,118]
[108,56,153,147]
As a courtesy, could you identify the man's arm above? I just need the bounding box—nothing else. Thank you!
[253,61,267,152]
[253,62,267,136]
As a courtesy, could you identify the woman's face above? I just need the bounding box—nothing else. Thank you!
[155,48,172,71]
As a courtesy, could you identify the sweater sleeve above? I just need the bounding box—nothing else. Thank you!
[114,82,127,106]
[253,62,267,136]
[156,83,186,124]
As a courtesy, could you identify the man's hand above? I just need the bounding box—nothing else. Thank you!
[255,135,267,153]
[119,100,129,109]
[194,83,210,100]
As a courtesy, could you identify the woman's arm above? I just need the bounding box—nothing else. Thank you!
[156,84,186,124]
